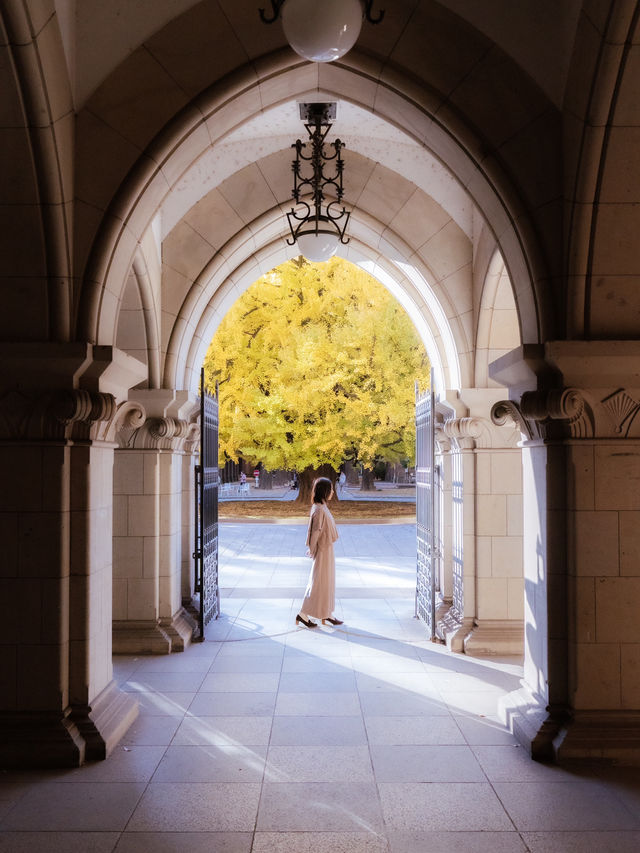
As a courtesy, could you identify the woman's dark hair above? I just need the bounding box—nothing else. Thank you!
[312,477,333,504]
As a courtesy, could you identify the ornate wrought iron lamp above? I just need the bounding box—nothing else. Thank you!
[286,103,350,263]
[259,0,384,63]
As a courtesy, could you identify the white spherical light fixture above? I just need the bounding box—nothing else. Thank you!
[297,231,340,263]
[281,0,363,63]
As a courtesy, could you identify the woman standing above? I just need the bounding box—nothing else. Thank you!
[296,477,343,629]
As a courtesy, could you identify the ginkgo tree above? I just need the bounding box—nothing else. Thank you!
[204,256,430,502]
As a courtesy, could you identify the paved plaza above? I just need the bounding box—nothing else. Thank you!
[220,483,416,503]
[1,522,639,852]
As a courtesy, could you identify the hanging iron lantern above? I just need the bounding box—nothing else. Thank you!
[286,103,350,263]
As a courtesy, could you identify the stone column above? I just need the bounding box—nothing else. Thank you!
[159,419,200,647]
[113,417,197,653]
[435,419,476,651]
[462,417,524,657]
[434,410,524,656]
[536,341,640,763]
[112,390,199,655]
[0,388,141,767]
[490,387,581,759]
[490,367,640,762]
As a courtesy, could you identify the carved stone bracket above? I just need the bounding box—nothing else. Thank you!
[117,414,200,452]
[442,417,483,450]
[0,388,125,442]
[441,414,519,450]
[97,400,146,443]
[491,388,593,440]
[491,399,532,439]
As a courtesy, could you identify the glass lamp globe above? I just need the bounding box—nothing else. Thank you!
[297,231,340,263]
[282,0,363,63]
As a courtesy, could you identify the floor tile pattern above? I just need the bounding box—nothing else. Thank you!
[1,522,639,852]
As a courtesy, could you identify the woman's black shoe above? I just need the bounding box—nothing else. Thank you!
[296,614,317,628]
[322,617,344,626]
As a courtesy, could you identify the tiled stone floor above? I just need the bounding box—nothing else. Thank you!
[1,521,640,852]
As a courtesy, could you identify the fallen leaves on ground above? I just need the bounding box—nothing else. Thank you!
[219,500,416,520]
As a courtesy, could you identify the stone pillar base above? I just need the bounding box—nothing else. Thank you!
[498,686,565,762]
[435,606,473,652]
[70,680,138,761]
[0,682,138,768]
[113,609,197,655]
[159,607,197,652]
[463,620,524,656]
[112,620,173,654]
[554,712,640,766]
[0,711,86,769]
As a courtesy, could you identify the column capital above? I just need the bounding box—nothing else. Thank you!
[491,388,593,440]
[131,389,199,422]
[492,385,640,440]
[442,414,520,449]
[0,388,146,442]
[117,414,200,451]
[442,416,483,450]
[490,341,640,439]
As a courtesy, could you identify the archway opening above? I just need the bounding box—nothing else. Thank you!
[202,254,429,624]
[97,70,533,717]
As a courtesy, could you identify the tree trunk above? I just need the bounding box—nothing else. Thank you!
[295,464,340,505]
[360,467,376,491]
[344,460,359,485]
[258,470,273,490]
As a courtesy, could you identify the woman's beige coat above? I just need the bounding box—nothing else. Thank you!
[301,503,339,619]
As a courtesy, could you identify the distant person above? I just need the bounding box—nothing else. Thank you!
[296,477,343,629]
[240,472,246,485]
[338,470,346,494]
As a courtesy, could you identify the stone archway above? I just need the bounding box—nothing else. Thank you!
[77,61,548,356]
[171,234,462,399]
[77,57,545,735]
[2,1,575,769]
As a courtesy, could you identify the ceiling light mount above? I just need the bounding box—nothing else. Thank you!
[259,0,384,63]
[259,0,384,25]
[286,102,350,263]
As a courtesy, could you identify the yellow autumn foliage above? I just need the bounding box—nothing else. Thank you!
[204,256,430,471]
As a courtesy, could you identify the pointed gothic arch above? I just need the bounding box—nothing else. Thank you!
[76,60,548,365]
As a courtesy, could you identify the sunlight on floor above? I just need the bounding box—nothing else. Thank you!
[2,523,639,853]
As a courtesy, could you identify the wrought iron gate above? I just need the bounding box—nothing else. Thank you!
[193,368,220,638]
[415,376,436,639]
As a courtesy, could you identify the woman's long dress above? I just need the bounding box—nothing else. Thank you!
[301,503,339,620]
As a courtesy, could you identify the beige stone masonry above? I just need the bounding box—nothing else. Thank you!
[113,389,199,655]
[492,342,640,762]
[0,381,142,767]
[434,416,477,653]
[434,390,524,657]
